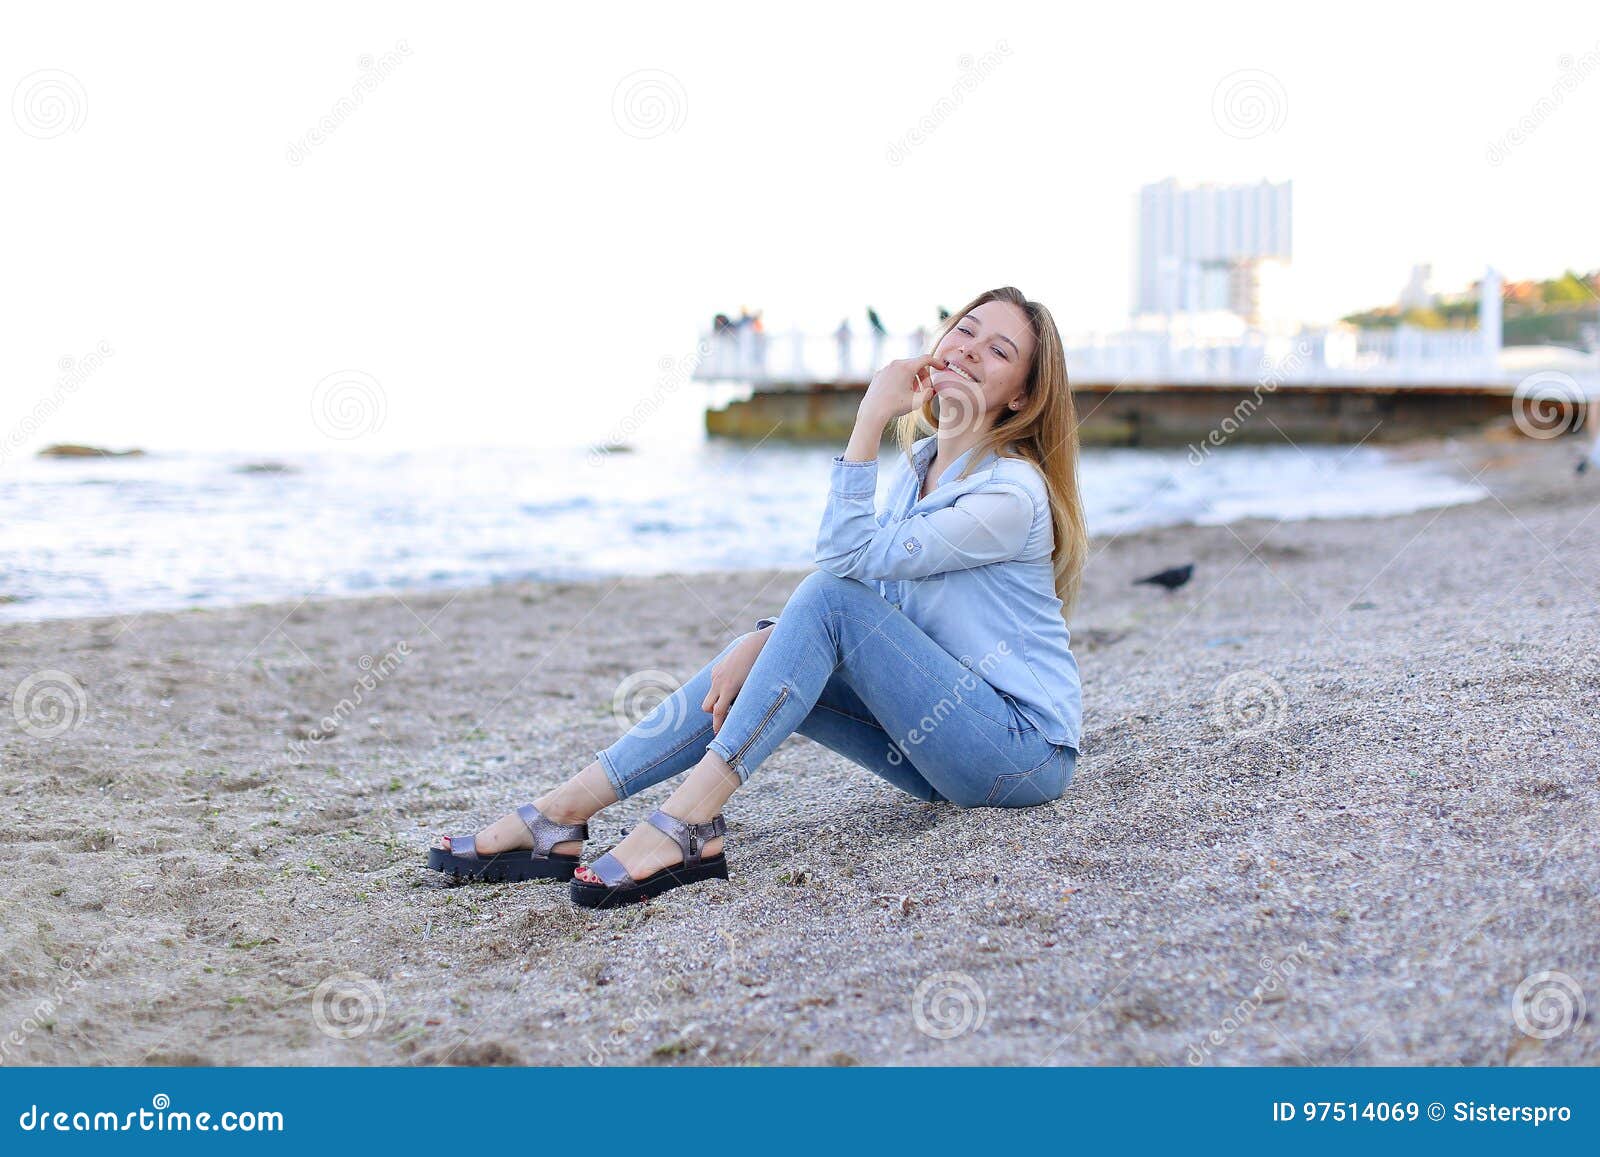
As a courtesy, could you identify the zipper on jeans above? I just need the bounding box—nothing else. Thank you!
[729,686,789,767]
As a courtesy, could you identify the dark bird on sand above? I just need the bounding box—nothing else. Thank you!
[1134,564,1194,592]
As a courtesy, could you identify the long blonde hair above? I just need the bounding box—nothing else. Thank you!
[891,287,1089,620]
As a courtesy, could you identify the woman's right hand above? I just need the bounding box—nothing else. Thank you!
[702,628,772,735]
[859,353,945,420]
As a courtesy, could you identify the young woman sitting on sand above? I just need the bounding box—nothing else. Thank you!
[428,286,1089,908]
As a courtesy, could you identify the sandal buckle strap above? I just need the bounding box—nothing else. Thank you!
[516,803,589,857]
[645,808,726,868]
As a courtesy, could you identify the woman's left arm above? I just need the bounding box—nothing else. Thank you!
[814,454,1034,581]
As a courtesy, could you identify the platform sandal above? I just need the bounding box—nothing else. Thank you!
[426,802,588,882]
[568,808,729,908]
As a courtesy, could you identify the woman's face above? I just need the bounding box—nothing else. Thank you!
[927,300,1037,424]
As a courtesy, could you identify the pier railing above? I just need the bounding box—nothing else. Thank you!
[692,324,1599,392]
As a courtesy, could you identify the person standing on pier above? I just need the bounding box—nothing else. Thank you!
[834,317,853,381]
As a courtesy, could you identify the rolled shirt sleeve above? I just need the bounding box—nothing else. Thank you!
[813,453,1034,581]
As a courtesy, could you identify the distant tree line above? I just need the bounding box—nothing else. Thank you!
[1342,268,1599,349]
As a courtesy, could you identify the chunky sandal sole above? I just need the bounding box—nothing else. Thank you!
[426,847,579,883]
[568,853,729,908]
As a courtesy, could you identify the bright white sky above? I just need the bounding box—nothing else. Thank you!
[5,1,1598,453]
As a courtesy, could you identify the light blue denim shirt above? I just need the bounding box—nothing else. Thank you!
[758,434,1082,752]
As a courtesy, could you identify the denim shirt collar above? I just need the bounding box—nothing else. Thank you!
[908,435,1007,502]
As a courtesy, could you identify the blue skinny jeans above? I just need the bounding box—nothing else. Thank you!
[594,570,1076,808]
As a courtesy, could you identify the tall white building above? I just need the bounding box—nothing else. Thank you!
[1135,178,1294,324]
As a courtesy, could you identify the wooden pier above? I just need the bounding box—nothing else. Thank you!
[704,379,1585,447]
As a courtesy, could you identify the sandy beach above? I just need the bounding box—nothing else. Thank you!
[2,429,1595,1067]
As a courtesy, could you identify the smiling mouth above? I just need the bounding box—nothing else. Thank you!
[938,359,980,384]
